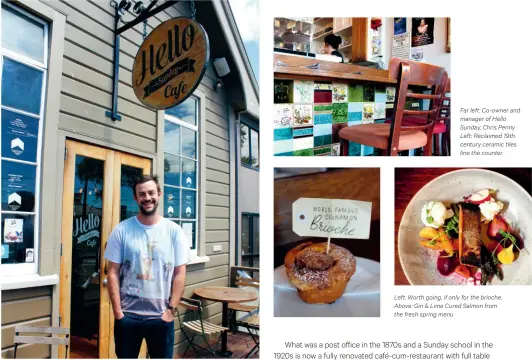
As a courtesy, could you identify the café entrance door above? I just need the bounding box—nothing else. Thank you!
[59,140,151,358]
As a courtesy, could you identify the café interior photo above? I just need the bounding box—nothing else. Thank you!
[273,17,451,156]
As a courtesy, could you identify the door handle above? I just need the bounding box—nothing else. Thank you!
[103,278,108,286]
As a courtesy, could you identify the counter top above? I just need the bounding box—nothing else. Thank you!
[274,53,395,84]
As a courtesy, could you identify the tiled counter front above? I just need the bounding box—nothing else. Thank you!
[274,79,397,156]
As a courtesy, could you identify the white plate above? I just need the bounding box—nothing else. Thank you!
[274,257,380,317]
[398,169,532,285]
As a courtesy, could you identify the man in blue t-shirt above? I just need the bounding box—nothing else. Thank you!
[104,175,188,358]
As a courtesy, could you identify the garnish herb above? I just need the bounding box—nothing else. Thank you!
[498,229,522,252]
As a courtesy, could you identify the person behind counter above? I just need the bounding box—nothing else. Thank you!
[323,34,344,63]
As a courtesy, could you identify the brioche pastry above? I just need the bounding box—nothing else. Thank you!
[284,242,356,304]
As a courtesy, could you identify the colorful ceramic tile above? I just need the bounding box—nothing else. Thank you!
[332,103,348,117]
[273,104,293,129]
[314,134,332,147]
[349,142,361,156]
[294,80,314,104]
[314,90,332,103]
[314,124,332,137]
[274,128,293,141]
[274,139,293,155]
[348,102,363,112]
[362,145,374,156]
[314,113,333,124]
[314,145,331,156]
[386,103,394,109]
[363,103,374,122]
[293,105,313,127]
[374,103,386,119]
[375,92,387,103]
[386,86,396,102]
[363,86,375,102]
[293,126,313,138]
[274,80,293,103]
[314,81,332,90]
[293,136,314,151]
[348,120,362,127]
[294,149,314,156]
[348,85,363,102]
[348,112,362,121]
[332,83,348,103]
[332,123,347,143]
[331,143,341,156]
[314,104,333,112]
[275,151,293,156]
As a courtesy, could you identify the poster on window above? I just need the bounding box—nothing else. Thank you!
[1,109,39,163]
[1,160,37,212]
[164,186,180,218]
[394,17,407,35]
[4,218,23,243]
[411,18,434,47]
[181,190,196,219]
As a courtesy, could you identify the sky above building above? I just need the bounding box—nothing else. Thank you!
[228,0,259,85]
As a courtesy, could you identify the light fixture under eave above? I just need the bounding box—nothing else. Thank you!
[213,57,230,77]
[213,58,230,91]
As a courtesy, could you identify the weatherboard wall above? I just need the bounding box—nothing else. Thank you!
[2,1,233,357]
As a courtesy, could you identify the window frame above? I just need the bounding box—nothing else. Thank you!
[240,123,259,171]
[241,212,259,268]
[163,97,200,259]
[0,1,49,275]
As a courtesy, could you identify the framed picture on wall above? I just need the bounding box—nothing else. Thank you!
[446,18,451,53]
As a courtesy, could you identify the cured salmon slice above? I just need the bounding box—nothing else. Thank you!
[458,202,481,267]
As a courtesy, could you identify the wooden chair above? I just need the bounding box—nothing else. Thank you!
[439,78,451,155]
[228,266,259,330]
[177,297,228,358]
[339,58,448,156]
[13,325,70,359]
[236,314,259,358]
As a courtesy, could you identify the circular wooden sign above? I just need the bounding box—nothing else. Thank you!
[132,17,209,110]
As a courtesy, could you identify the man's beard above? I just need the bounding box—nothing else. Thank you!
[139,199,158,215]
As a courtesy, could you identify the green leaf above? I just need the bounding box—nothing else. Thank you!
[426,216,434,224]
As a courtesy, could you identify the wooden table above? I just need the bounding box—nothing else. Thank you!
[395,168,532,285]
[194,286,258,356]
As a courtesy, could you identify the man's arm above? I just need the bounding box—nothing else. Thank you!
[169,264,186,307]
[107,261,123,320]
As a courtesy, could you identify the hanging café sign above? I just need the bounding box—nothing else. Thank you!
[132,17,210,109]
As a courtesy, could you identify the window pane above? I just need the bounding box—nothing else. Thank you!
[251,129,259,168]
[163,153,180,187]
[181,189,196,219]
[1,5,45,63]
[165,97,197,126]
[181,158,196,189]
[163,186,180,218]
[181,127,196,159]
[240,125,249,164]
[1,160,36,212]
[181,221,196,249]
[241,215,250,255]
[1,58,44,115]
[120,165,143,221]
[1,109,39,163]
[1,214,35,264]
[164,120,180,155]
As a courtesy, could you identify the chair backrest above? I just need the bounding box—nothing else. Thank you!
[387,58,448,155]
[14,325,70,347]
[229,266,259,286]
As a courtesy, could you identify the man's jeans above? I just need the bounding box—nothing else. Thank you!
[114,313,174,359]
